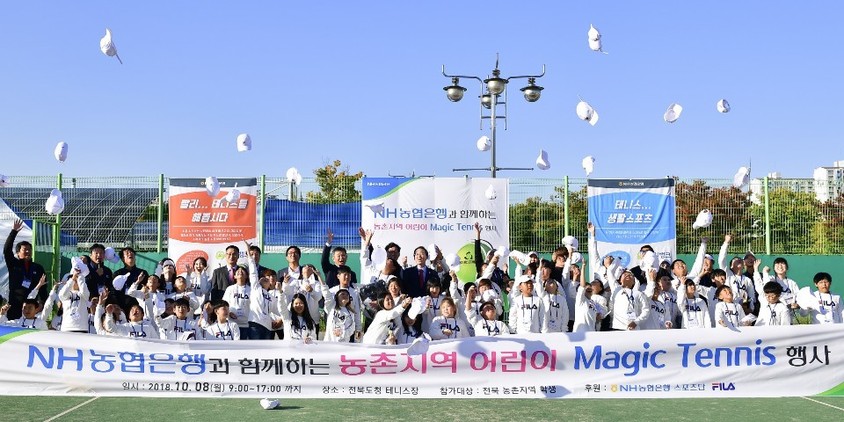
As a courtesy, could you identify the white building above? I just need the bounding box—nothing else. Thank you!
[813,160,844,203]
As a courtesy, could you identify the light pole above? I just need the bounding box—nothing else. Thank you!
[442,54,545,178]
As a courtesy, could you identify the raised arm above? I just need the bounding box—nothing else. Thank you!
[718,234,731,273]
[687,237,708,278]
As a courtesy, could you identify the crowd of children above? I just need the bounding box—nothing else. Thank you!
[2,219,842,344]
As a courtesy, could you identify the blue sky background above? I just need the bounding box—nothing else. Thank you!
[1,1,842,180]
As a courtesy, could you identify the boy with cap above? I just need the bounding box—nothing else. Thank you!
[474,301,510,336]
[508,275,548,334]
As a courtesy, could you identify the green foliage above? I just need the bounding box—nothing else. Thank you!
[305,160,364,204]
[509,179,844,255]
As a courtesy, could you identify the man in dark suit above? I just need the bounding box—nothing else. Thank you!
[401,246,440,298]
[85,244,114,299]
[321,228,358,288]
[210,245,240,302]
[3,219,46,320]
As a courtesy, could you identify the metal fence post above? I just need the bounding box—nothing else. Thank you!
[157,174,164,254]
[259,174,266,250]
[53,173,62,283]
[563,175,570,237]
[764,175,771,255]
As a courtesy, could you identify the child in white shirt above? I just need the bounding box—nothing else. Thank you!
[756,282,791,326]
[363,293,411,345]
[473,301,510,337]
[714,285,753,329]
[201,300,240,340]
[799,272,842,324]
[508,275,548,334]
[429,298,469,340]
[678,279,712,328]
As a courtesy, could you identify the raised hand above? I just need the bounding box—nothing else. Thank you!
[326,228,334,244]
[12,219,23,232]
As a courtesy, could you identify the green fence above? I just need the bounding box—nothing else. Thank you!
[3,174,844,277]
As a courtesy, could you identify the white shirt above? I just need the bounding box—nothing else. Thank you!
[756,302,791,326]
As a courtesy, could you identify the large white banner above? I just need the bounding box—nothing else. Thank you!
[1,325,842,398]
[361,177,509,283]
[168,178,258,271]
[587,179,676,268]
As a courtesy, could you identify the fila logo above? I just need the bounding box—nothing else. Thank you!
[711,382,736,391]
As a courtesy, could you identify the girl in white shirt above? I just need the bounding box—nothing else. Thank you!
[278,290,318,343]
[202,301,240,340]
[185,257,211,309]
[641,272,671,330]
[59,268,90,333]
[363,293,411,345]
[320,280,356,342]
[420,279,446,335]
[222,265,252,339]
[429,298,469,340]
[167,276,201,314]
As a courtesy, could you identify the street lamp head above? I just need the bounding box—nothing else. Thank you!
[443,77,467,102]
[480,93,492,109]
[484,69,507,95]
[520,77,544,102]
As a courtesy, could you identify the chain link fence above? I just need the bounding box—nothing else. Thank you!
[2,174,843,256]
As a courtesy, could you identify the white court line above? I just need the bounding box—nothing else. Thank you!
[801,396,844,412]
[44,396,99,422]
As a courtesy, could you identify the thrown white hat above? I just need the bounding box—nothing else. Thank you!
[570,251,583,265]
[716,99,730,113]
[494,245,510,269]
[587,25,607,53]
[71,256,90,277]
[640,251,660,272]
[45,189,65,215]
[692,209,713,229]
[484,185,497,200]
[733,166,750,188]
[371,246,387,270]
[664,103,683,123]
[236,133,252,152]
[259,398,279,410]
[476,135,491,152]
[99,28,123,64]
[224,188,241,204]
[406,333,432,356]
[205,177,220,197]
[582,155,595,177]
[562,235,579,250]
[54,142,68,163]
[286,167,302,186]
[509,250,528,266]
[408,297,426,320]
[576,100,599,126]
[482,289,499,302]
[104,247,121,264]
[0,174,9,187]
[536,150,550,170]
[444,253,461,270]
[365,202,385,215]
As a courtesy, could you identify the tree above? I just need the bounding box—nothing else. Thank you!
[675,180,753,254]
[305,160,364,204]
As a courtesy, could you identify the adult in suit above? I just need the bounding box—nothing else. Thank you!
[210,245,240,303]
[401,246,440,298]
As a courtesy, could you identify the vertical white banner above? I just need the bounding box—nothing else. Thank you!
[587,179,676,268]
[168,178,258,271]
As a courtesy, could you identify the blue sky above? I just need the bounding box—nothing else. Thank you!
[1,1,842,181]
